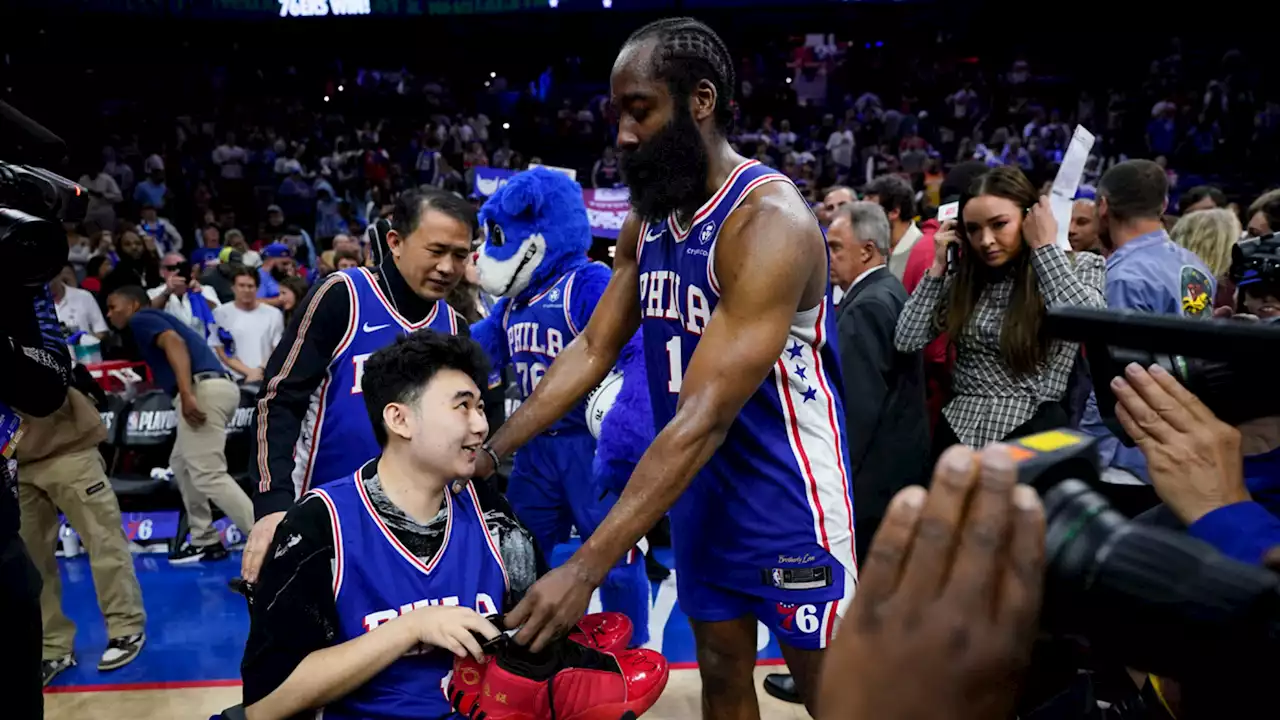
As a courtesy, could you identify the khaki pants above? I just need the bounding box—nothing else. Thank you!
[18,447,146,659]
[172,377,255,546]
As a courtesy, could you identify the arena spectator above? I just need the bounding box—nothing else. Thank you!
[81,255,113,295]
[212,267,284,384]
[1247,189,1280,238]
[1069,197,1103,254]
[78,164,123,235]
[827,201,928,559]
[102,231,161,298]
[1180,184,1228,214]
[147,253,218,339]
[1170,207,1240,308]
[1080,159,1216,484]
[132,156,169,211]
[895,166,1106,454]
[864,175,920,281]
[256,243,296,308]
[137,204,183,256]
[276,276,310,327]
[51,270,108,339]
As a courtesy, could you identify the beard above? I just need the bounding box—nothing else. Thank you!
[619,105,709,223]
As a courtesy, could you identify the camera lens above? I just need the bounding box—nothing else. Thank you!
[1041,480,1280,681]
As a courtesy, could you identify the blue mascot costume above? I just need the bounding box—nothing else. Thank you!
[471,167,650,644]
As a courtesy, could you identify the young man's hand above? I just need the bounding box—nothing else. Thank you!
[408,606,502,661]
[819,445,1046,720]
[242,511,286,583]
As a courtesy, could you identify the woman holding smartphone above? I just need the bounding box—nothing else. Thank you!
[894,165,1106,456]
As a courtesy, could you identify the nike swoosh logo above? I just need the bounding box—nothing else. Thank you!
[644,229,664,243]
[363,322,391,333]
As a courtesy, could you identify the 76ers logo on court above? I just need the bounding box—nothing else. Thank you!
[699,221,716,245]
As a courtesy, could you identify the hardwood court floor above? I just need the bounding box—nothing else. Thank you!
[45,667,812,720]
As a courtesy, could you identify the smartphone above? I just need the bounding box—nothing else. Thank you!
[937,201,960,222]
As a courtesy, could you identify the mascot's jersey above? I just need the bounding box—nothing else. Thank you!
[311,467,507,720]
[635,158,856,575]
[500,265,602,433]
[293,267,461,494]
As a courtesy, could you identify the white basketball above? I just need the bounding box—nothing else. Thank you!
[586,371,625,439]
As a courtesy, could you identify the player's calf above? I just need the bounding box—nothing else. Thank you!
[690,616,762,720]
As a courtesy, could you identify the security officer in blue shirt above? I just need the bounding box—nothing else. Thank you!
[1079,159,1216,483]
[105,285,256,564]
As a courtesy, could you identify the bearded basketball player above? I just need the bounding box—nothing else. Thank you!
[471,18,855,717]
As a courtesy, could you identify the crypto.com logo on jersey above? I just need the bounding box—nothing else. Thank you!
[279,0,370,17]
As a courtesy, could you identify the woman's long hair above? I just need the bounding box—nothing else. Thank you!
[942,165,1050,377]
[1171,208,1239,278]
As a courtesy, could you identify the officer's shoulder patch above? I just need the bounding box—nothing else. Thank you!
[1180,265,1212,318]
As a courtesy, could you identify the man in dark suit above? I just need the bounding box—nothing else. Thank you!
[829,201,930,558]
[764,201,931,705]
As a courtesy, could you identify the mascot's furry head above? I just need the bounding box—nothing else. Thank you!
[475,167,592,301]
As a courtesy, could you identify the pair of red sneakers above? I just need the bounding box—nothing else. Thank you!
[448,613,668,720]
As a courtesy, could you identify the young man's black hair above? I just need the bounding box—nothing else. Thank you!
[624,17,736,130]
[361,330,491,448]
[390,186,479,242]
[1098,159,1168,223]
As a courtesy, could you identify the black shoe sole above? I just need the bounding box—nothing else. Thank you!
[763,674,803,705]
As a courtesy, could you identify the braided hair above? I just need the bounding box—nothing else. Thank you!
[624,18,736,131]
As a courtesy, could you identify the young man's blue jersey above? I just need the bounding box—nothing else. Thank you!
[290,267,463,495]
[635,159,857,650]
[310,465,508,719]
[500,267,601,432]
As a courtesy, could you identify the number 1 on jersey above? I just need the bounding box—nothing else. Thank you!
[665,335,683,393]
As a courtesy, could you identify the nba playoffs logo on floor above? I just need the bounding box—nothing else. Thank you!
[699,222,716,245]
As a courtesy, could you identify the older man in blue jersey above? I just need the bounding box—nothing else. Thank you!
[242,187,476,583]
[470,18,854,718]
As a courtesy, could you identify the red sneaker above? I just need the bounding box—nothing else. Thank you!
[456,641,669,720]
[567,612,633,653]
[448,654,492,718]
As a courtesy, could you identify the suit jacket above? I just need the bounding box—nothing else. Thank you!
[837,267,930,561]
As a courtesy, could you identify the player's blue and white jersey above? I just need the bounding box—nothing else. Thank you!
[311,465,508,720]
[635,159,857,585]
[292,267,462,495]
[501,266,599,433]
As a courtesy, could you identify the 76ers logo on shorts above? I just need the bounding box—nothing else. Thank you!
[775,602,800,632]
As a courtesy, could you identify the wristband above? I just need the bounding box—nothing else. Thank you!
[481,444,501,471]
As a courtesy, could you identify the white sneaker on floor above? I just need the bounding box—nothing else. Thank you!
[99,632,146,671]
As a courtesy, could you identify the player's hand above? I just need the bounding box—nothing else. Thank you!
[1023,196,1057,250]
[929,220,958,277]
[408,605,502,661]
[505,562,598,652]
[180,391,207,427]
[456,447,496,494]
[1111,362,1247,524]
[242,511,286,583]
[819,445,1046,720]
[244,367,265,383]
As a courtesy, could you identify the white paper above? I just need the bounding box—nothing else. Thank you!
[1049,125,1096,251]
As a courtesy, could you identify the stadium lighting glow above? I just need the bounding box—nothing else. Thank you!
[323,95,330,102]
[490,72,497,78]
[337,84,344,92]
[484,81,491,87]
[602,0,612,7]
[502,122,511,130]
[548,0,558,7]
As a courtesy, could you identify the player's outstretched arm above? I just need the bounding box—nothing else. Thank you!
[480,214,643,466]
[505,186,822,651]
